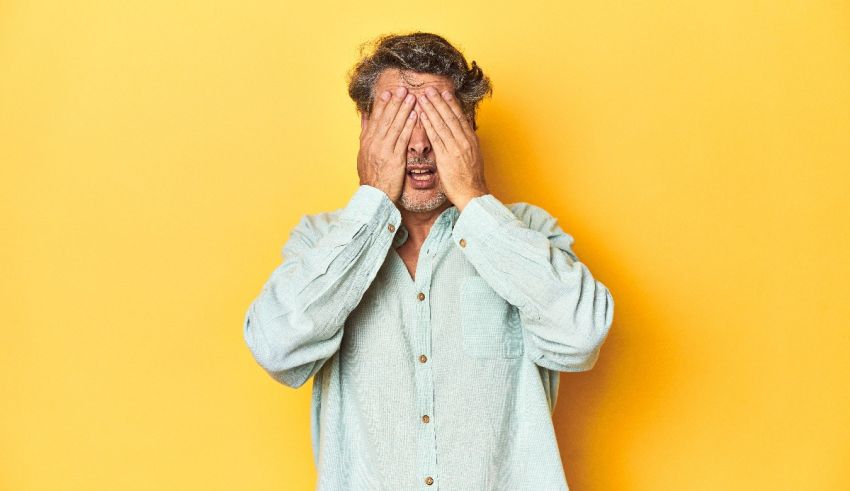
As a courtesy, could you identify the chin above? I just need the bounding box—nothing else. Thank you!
[399,188,448,212]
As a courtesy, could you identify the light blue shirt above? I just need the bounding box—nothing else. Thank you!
[243,185,614,490]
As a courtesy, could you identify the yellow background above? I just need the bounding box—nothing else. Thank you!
[2,1,848,489]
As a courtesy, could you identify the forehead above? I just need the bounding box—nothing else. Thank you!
[374,69,455,95]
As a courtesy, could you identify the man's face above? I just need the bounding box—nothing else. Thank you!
[366,69,455,213]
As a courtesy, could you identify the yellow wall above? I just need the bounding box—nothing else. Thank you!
[2,1,848,489]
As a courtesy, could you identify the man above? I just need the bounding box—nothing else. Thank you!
[243,32,614,490]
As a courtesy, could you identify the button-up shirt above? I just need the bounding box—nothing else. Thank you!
[243,185,614,490]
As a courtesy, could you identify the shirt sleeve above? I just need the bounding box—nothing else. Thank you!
[451,194,614,372]
[243,185,401,388]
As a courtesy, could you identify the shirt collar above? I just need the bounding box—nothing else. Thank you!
[393,204,459,248]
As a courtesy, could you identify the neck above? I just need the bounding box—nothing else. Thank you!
[399,200,453,248]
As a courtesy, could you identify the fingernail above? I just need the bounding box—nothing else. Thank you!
[425,87,437,96]
[394,87,406,97]
[404,94,414,104]
[418,94,427,103]
[381,91,391,101]
[409,111,416,119]
[442,91,452,100]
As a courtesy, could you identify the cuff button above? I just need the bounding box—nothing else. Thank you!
[459,238,467,248]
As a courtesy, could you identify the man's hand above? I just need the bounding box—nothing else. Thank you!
[357,86,418,202]
[416,87,489,211]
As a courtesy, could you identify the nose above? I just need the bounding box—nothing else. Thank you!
[407,111,432,157]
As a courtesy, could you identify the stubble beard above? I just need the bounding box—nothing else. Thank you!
[398,156,447,212]
[399,187,447,212]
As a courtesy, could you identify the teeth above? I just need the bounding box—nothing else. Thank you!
[409,169,431,174]
[410,171,433,181]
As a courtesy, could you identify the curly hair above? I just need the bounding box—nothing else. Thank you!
[347,32,493,130]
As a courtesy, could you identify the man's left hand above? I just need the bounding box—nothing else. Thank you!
[417,87,489,211]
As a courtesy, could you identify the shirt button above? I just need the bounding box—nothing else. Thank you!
[417,292,425,301]
[422,415,430,423]
[419,354,428,363]
[387,223,396,233]
[425,476,434,486]
[459,238,467,248]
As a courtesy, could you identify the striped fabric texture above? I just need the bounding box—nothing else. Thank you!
[243,185,614,490]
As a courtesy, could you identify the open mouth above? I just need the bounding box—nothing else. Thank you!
[406,167,437,188]
[407,168,435,180]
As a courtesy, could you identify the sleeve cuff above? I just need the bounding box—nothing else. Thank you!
[340,185,401,228]
[452,194,518,244]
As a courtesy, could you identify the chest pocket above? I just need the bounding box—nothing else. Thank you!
[459,276,523,359]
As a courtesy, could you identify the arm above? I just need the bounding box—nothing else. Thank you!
[414,87,613,372]
[243,185,401,388]
[244,85,419,388]
[451,196,614,372]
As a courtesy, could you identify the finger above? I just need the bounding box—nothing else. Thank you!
[378,87,409,138]
[386,93,416,144]
[438,90,475,137]
[424,88,469,142]
[417,93,457,147]
[418,110,447,154]
[393,109,418,154]
[365,90,392,140]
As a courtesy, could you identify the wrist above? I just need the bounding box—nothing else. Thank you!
[367,180,401,203]
[453,188,489,212]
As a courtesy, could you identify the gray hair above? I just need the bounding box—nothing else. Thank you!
[347,32,493,130]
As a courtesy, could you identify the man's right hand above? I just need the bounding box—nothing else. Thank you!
[357,86,418,203]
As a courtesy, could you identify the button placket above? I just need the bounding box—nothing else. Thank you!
[413,222,444,489]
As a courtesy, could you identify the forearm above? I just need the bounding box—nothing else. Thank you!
[244,185,401,387]
[452,195,614,371]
